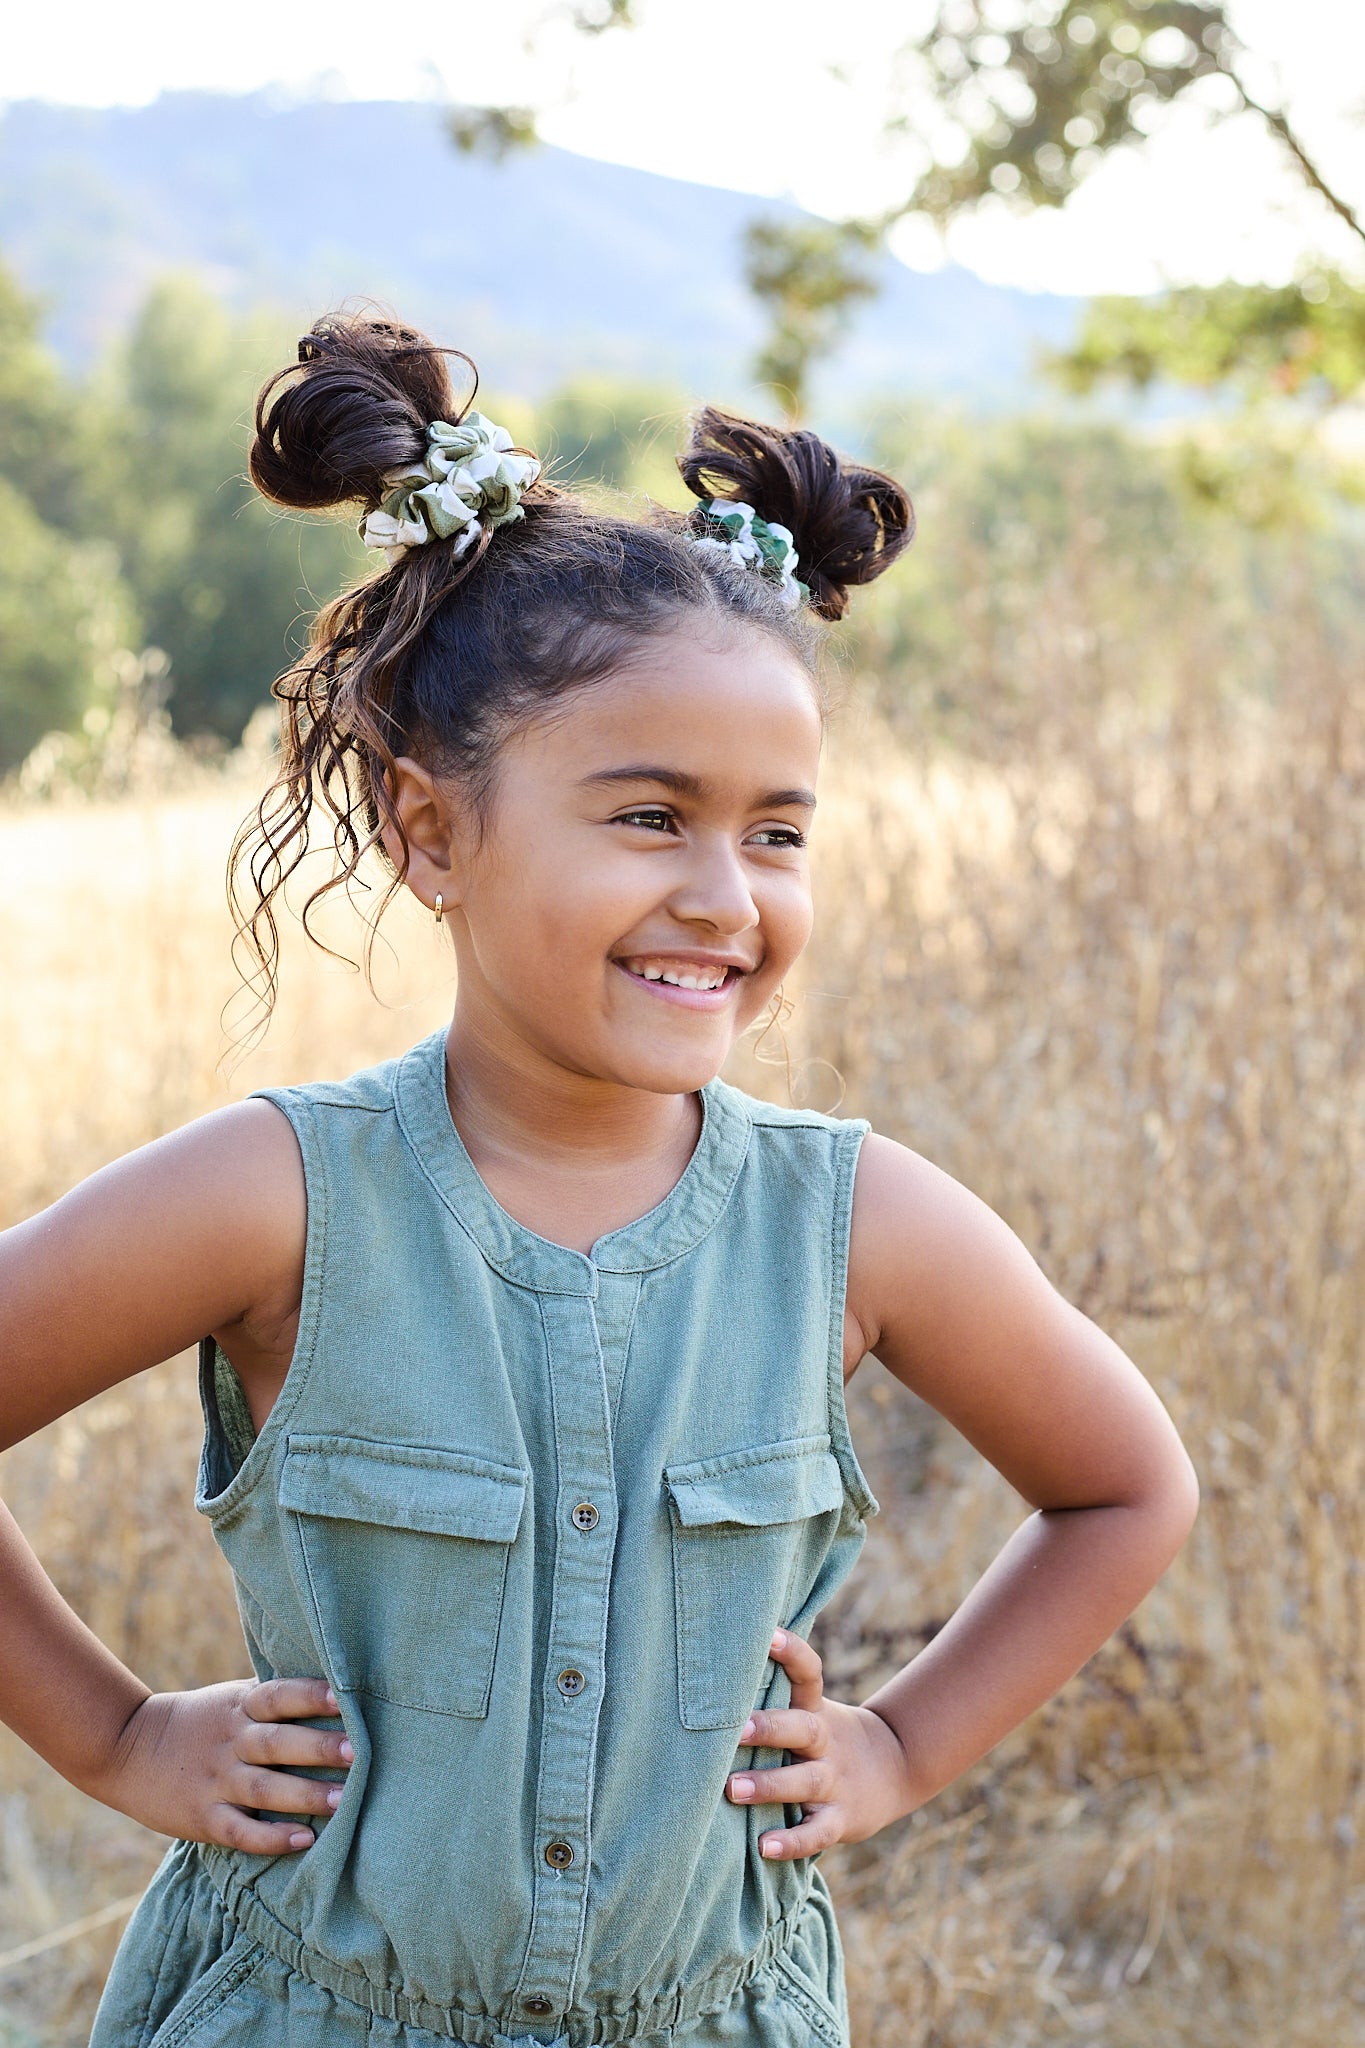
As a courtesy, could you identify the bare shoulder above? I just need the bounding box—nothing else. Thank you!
[0,1098,305,1448]
[845,1131,1039,1365]
[844,1131,1194,1514]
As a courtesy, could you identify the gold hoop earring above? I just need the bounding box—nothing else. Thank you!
[434,894,444,925]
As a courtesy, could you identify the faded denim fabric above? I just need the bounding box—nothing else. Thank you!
[90,1028,877,2048]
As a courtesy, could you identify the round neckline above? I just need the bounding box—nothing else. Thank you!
[393,1028,752,1296]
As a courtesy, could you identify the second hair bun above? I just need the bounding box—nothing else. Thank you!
[678,408,914,621]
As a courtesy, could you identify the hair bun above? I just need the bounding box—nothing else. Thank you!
[250,315,468,513]
[678,407,913,620]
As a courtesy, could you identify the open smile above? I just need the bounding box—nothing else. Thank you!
[613,956,749,1009]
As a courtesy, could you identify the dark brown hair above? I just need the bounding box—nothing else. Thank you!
[229,312,913,1029]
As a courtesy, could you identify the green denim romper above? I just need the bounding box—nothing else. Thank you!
[90,1027,878,2048]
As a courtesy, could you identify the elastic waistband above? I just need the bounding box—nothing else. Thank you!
[205,1858,806,2046]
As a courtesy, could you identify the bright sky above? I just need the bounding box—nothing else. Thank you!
[6,0,1363,295]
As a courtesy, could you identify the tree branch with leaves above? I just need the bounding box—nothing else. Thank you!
[448,0,1365,412]
[906,1,1365,405]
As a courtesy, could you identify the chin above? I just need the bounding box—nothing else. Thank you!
[594,1037,735,1098]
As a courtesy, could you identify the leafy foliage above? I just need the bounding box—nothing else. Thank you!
[445,1,636,157]
[0,266,87,532]
[1056,272,1365,406]
[96,279,361,743]
[0,262,363,767]
[447,105,540,160]
[743,217,880,418]
[533,0,1365,406]
[0,479,130,772]
[910,3,1365,403]
[911,3,1236,217]
[532,377,685,496]
[843,403,1365,741]
[0,274,133,770]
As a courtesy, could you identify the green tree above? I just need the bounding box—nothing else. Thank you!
[908,5,1357,231]
[742,218,880,420]
[532,377,685,494]
[474,2,1365,410]
[100,279,361,742]
[906,2,1365,405]
[0,263,134,771]
[1054,274,1365,405]
[0,476,130,772]
[0,266,79,527]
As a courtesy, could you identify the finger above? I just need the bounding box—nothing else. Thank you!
[769,1628,824,1713]
[235,1720,354,1772]
[227,1764,344,1819]
[728,1760,834,1808]
[209,1804,318,1856]
[242,1677,339,1723]
[759,1809,842,1861]
[739,1707,825,1756]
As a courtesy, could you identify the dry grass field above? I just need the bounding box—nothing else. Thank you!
[1,602,1363,2043]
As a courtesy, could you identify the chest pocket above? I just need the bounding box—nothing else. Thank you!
[279,1436,527,1719]
[664,1435,845,1732]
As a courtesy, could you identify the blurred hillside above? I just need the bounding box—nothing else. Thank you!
[0,93,1079,407]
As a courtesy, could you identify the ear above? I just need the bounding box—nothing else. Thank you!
[382,756,467,911]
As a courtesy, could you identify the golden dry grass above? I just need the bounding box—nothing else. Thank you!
[2,635,1363,2043]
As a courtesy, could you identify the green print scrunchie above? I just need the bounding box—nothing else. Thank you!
[361,413,542,567]
[690,499,808,609]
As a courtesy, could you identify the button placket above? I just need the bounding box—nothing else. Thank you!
[510,1289,619,2019]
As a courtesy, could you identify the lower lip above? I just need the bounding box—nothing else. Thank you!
[613,962,742,1011]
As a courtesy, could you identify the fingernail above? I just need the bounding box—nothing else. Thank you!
[324,1689,337,1709]
[771,1629,787,1649]
[740,1719,757,1743]
[730,1776,754,1801]
[338,1741,354,1763]
[289,1830,313,1849]
[761,1837,782,1859]
[327,1786,343,1808]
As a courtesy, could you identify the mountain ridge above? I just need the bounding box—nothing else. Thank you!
[0,93,1080,411]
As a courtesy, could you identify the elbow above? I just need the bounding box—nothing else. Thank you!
[1152,1442,1200,1568]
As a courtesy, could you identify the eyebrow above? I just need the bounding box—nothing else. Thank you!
[579,764,817,810]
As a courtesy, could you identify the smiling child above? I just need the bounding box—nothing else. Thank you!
[0,316,1198,2048]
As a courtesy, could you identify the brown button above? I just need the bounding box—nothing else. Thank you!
[522,1997,553,2018]
[571,1502,599,1532]
[557,1668,586,1699]
[544,1839,575,1869]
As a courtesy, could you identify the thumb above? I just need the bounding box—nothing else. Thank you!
[770,1627,825,1713]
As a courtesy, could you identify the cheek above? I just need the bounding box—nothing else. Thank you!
[766,869,815,962]
[471,839,636,985]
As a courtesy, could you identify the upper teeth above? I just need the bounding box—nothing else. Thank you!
[631,962,729,990]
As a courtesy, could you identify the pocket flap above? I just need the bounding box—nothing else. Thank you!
[665,1436,844,1529]
[280,1435,527,1543]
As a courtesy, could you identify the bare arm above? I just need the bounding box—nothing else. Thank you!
[728,1133,1198,1857]
[0,1102,351,1848]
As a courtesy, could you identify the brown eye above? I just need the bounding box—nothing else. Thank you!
[616,808,676,833]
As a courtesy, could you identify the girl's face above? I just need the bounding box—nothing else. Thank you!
[436,623,822,1098]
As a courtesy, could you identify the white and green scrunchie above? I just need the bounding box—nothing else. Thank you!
[689,499,807,609]
[361,412,542,567]
[361,425,805,612]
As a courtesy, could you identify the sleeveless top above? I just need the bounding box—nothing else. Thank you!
[90,1027,877,2048]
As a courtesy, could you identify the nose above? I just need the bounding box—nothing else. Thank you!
[666,833,761,938]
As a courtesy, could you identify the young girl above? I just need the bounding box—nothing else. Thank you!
[0,317,1197,2048]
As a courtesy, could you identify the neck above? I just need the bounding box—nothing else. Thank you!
[440,1000,704,1251]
